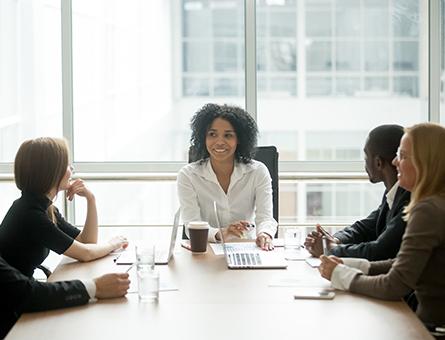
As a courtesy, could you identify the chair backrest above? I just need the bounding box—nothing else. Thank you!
[183,145,279,239]
[254,146,279,237]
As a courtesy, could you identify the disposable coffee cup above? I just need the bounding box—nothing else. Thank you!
[188,221,209,253]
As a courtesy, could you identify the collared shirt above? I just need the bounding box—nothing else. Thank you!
[330,258,371,290]
[385,181,400,210]
[80,279,98,303]
[177,159,277,242]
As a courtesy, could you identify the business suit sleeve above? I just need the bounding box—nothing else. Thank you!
[333,205,382,245]
[328,211,406,260]
[1,257,90,313]
[0,256,90,337]
[329,191,410,261]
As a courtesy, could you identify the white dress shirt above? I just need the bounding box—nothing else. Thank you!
[80,279,97,303]
[385,180,400,210]
[331,258,370,291]
[177,159,277,242]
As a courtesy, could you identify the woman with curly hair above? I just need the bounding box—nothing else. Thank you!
[177,103,277,250]
[318,122,445,330]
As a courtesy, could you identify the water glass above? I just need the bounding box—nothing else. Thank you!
[137,269,159,302]
[283,227,301,260]
[136,244,155,270]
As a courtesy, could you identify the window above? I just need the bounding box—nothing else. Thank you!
[0,0,440,226]
[0,0,62,163]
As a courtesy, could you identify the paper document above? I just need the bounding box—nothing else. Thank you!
[210,243,224,255]
[306,257,322,268]
[268,274,332,289]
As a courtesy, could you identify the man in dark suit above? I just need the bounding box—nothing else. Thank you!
[0,255,130,339]
[304,125,411,261]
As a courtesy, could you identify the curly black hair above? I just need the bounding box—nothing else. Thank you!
[189,103,258,164]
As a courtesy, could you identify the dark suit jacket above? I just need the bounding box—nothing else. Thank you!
[328,187,411,261]
[0,256,89,339]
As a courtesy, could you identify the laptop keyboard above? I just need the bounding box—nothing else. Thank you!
[229,253,262,266]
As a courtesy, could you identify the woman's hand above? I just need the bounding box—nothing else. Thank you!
[108,236,129,251]
[256,232,274,251]
[318,255,343,280]
[66,179,94,201]
[217,221,248,240]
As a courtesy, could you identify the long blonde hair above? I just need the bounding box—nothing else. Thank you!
[403,123,445,220]
[14,137,70,223]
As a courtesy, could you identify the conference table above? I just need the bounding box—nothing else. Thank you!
[6,227,433,340]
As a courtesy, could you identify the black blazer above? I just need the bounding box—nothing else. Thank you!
[328,187,411,261]
[0,256,89,339]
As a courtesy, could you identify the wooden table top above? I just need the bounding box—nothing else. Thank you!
[6,227,433,340]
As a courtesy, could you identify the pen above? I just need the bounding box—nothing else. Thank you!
[113,253,122,263]
[242,222,254,238]
[181,241,191,251]
[322,236,328,255]
[125,263,135,273]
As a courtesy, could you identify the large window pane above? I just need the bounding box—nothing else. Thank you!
[73,0,243,162]
[280,181,384,224]
[73,1,180,162]
[257,0,427,224]
[258,0,427,162]
[0,0,62,162]
[74,182,178,225]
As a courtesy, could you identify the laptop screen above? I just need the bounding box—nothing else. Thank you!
[213,201,227,254]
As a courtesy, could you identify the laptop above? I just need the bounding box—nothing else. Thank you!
[213,201,287,269]
[116,206,181,265]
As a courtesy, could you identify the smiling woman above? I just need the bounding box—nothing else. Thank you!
[177,103,277,250]
[318,123,445,328]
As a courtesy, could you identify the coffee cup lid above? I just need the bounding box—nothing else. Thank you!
[188,221,209,229]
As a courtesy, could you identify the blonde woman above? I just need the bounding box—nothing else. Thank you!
[0,137,128,278]
[318,122,445,327]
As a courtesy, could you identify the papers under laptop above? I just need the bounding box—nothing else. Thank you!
[213,201,287,269]
[116,206,181,265]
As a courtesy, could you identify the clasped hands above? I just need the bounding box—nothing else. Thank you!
[318,255,343,281]
[304,223,341,257]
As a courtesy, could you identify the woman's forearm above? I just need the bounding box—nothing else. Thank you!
[77,196,98,244]
[65,239,121,262]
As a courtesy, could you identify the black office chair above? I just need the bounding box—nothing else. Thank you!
[182,145,279,239]
[254,146,279,238]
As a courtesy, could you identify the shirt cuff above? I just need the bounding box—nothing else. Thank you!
[80,279,98,303]
[341,258,370,274]
[208,227,219,243]
[256,223,277,240]
[331,264,363,291]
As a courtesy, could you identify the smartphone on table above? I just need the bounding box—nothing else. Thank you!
[294,290,335,300]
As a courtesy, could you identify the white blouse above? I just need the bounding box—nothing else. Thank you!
[177,159,277,242]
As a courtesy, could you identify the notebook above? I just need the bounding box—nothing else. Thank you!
[213,201,287,269]
[116,206,181,265]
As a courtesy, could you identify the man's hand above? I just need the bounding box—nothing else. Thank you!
[93,273,130,299]
[304,224,340,257]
